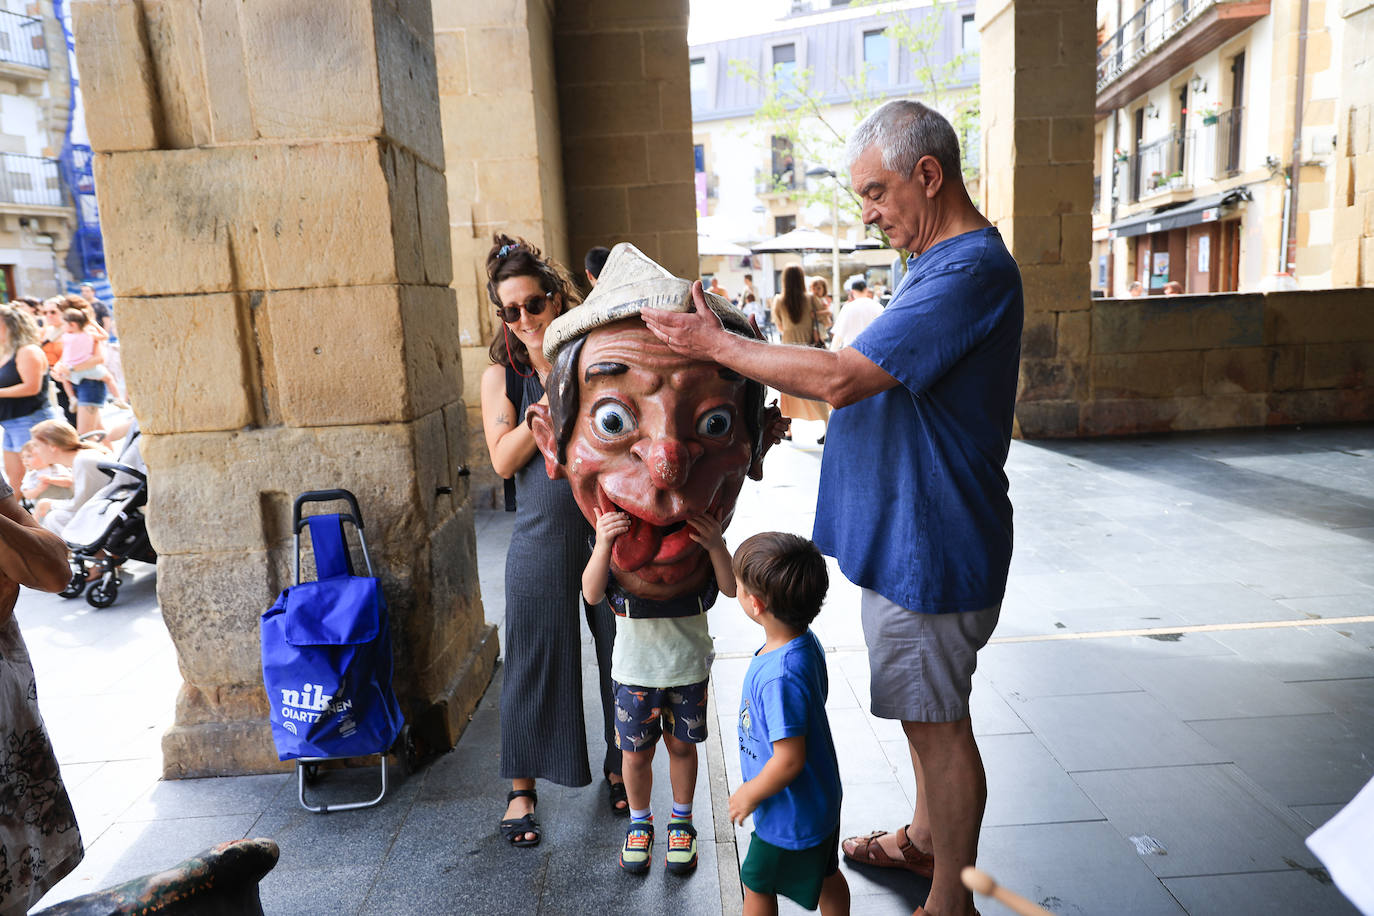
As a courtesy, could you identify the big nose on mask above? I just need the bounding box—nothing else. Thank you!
[635,438,695,490]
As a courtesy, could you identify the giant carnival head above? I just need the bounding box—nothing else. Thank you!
[527,244,768,602]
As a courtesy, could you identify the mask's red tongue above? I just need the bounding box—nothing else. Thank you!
[612,513,661,572]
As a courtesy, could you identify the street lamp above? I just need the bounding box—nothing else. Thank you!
[805,165,841,305]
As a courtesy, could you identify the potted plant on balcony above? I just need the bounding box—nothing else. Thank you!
[1200,106,1220,126]
[1114,147,1130,163]
[1149,170,1165,190]
[1168,170,1185,189]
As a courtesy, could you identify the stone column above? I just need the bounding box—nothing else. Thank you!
[433,0,571,506]
[978,0,1097,437]
[555,0,700,281]
[72,0,498,777]
[1333,0,1374,286]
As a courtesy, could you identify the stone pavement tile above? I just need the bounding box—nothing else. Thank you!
[1293,677,1374,735]
[1134,582,1305,626]
[1009,543,1102,577]
[34,813,259,908]
[1114,655,1335,721]
[1162,869,1360,916]
[1291,803,1346,830]
[977,822,1186,916]
[122,772,293,821]
[542,833,725,916]
[1071,764,1318,879]
[1205,625,1374,682]
[1038,604,1192,634]
[65,756,176,841]
[980,733,1103,828]
[1187,714,1374,807]
[1278,592,1374,619]
[1008,571,1153,612]
[1096,549,1245,588]
[1218,517,1371,550]
[1336,621,1374,651]
[259,864,377,915]
[1091,631,1235,662]
[1014,692,1228,772]
[1210,557,1374,602]
[971,681,1030,737]
[986,591,1059,638]
[40,689,174,766]
[247,768,422,870]
[978,640,1141,699]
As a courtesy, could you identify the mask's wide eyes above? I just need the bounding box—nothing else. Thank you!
[592,401,636,438]
[696,408,733,438]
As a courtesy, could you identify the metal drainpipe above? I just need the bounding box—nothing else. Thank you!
[1284,0,1309,276]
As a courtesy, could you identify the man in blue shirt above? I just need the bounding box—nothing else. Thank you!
[644,99,1022,916]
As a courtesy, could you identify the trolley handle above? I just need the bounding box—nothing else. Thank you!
[293,489,365,534]
[96,462,147,482]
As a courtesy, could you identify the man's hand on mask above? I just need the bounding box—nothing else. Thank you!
[642,280,728,359]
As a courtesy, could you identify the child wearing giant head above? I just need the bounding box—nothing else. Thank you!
[527,243,782,874]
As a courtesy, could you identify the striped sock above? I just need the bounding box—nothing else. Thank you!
[630,807,652,823]
[671,802,692,821]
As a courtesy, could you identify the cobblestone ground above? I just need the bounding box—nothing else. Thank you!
[19,424,1373,915]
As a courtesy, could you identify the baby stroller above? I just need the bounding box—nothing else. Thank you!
[58,422,156,608]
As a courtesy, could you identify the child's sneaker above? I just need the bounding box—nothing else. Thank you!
[664,819,698,874]
[620,821,654,873]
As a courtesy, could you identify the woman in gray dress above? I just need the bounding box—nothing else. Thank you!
[0,475,86,914]
[479,235,623,848]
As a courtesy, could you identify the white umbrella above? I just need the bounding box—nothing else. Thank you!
[696,233,753,257]
[750,227,859,254]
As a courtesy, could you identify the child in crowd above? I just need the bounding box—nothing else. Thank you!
[582,506,736,875]
[18,441,73,503]
[57,309,121,404]
[729,531,849,915]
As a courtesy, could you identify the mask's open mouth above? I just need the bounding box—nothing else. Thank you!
[601,496,699,576]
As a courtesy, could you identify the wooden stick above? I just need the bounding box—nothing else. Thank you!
[961,866,1056,916]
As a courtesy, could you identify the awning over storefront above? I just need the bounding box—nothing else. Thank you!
[1108,188,1252,239]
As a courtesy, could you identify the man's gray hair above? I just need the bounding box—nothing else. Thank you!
[845,99,962,184]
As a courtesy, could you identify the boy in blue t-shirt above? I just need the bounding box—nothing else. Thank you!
[729,532,849,914]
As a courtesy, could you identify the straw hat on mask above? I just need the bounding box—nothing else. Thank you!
[542,242,753,361]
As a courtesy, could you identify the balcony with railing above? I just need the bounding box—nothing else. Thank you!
[1127,131,1192,203]
[0,9,48,73]
[1095,0,1268,114]
[0,154,65,209]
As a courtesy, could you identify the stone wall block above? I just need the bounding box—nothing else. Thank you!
[401,284,466,418]
[628,183,697,233]
[1012,163,1092,214]
[1020,263,1091,312]
[553,30,642,85]
[1012,118,1050,166]
[71,0,161,151]
[555,0,688,31]
[468,27,536,94]
[432,0,526,30]
[1049,116,1094,164]
[472,157,546,227]
[96,143,399,296]
[1093,295,1264,353]
[1014,400,1080,438]
[1004,215,1062,265]
[376,2,445,169]
[1202,346,1304,395]
[434,29,468,96]
[563,136,650,187]
[1013,65,1095,118]
[1091,351,1204,398]
[441,93,539,163]
[417,163,455,286]
[264,285,417,427]
[1057,310,1091,358]
[1019,358,1085,401]
[159,550,277,686]
[1020,311,1058,358]
[645,131,694,183]
[386,145,424,284]
[558,82,661,139]
[1265,288,1374,343]
[659,79,692,132]
[197,0,255,143]
[141,0,212,148]
[1267,387,1374,426]
[118,293,257,434]
[237,0,384,142]
[162,721,285,778]
[641,27,690,82]
[657,229,699,281]
[1303,340,1374,389]
[566,186,631,238]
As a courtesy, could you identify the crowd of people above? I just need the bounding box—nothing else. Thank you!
[481,97,1021,916]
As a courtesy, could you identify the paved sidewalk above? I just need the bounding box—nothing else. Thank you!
[19,424,1374,915]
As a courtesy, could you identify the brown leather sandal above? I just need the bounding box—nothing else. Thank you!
[841,825,935,877]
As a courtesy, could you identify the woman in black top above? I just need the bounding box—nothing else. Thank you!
[0,305,56,493]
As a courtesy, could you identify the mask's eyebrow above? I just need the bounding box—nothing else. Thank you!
[717,368,743,381]
[585,361,629,382]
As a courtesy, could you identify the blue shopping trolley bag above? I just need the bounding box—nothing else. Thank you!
[261,511,404,762]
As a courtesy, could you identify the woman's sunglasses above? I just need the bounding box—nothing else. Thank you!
[496,291,554,324]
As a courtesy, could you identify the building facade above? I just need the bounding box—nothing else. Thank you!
[0,0,75,300]
[689,0,978,297]
[1092,0,1360,297]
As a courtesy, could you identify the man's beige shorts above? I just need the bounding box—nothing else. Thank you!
[860,589,1000,723]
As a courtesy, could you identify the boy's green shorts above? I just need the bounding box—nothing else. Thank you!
[739,828,840,911]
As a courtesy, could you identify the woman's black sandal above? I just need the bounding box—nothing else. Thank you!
[500,789,540,847]
[606,776,629,817]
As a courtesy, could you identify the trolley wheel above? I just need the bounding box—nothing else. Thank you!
[301,763,322,785]
[393,725,418,775]
[59,572,87,599]
[86,580,119,608]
